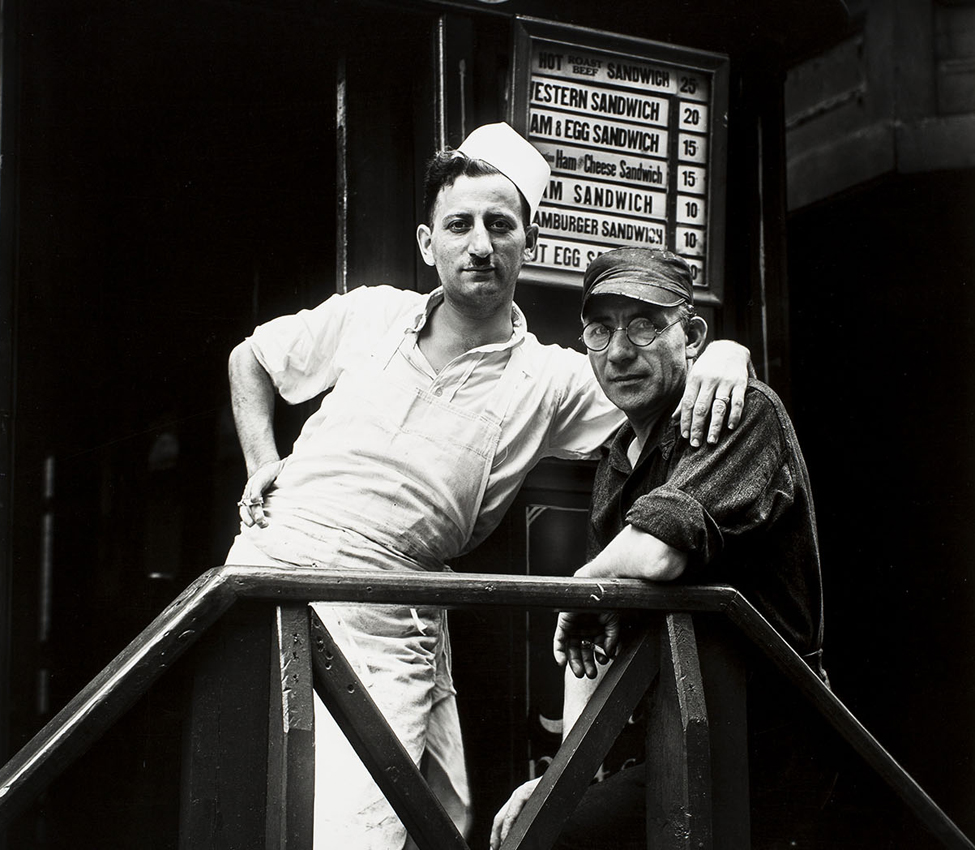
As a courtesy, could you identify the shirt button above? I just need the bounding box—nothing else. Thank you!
[433,386,444,397]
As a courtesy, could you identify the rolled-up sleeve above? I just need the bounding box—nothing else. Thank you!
[248,285,420,405]
[247,293,350,404]
[625,389,796,566]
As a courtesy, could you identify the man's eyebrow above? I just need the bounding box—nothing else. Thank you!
[438,210,473,223]
[439,207,518,225]
[479,208,519,223]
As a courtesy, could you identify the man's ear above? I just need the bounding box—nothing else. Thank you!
[416,224,435,267]
[684,316,708,359]
[524,223,539,261]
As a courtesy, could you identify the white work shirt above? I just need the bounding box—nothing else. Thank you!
[246,284,623,567]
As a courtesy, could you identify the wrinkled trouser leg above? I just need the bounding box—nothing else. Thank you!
[225,535,470,850]
[311,602,470,850]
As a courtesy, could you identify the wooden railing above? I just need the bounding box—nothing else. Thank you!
[0,565,971,849]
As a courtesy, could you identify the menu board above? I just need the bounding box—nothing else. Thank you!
[511,19,729,304]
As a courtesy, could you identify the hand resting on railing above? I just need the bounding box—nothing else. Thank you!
[552,526,687,680]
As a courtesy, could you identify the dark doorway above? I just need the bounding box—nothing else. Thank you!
[787,169,975,839]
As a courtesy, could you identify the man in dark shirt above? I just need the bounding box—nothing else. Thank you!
[491,247,826,850]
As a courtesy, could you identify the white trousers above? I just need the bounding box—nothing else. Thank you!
[226,535,471,850]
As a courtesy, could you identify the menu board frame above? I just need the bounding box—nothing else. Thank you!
[510,17,730,306]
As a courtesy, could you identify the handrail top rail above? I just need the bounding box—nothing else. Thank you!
[218,563,741,612]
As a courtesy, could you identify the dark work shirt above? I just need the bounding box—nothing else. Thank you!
[588,379,824,658]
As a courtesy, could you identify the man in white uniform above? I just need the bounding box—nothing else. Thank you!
[225,123,750,849]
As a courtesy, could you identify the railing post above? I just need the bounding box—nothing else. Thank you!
[645,613,750,850]
[179,600,274,850]
[266,605,315,850]
[695,616,749,850]
[646,613,713,850]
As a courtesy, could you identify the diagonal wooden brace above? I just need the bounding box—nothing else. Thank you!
[308,607,469,850]
[501,617,661,850]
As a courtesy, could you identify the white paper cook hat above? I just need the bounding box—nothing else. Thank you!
[458,122,551,219]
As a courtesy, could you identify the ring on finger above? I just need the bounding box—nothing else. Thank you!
[714,396,731,404]
[237,497,264,508]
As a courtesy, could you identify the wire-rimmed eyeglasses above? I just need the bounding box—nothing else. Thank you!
[580,318,682,352]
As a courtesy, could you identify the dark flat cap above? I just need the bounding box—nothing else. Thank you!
[582,248,694,312]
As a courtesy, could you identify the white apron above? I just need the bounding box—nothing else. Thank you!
[230,322,526,850]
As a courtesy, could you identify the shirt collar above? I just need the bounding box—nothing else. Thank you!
[608,413,681,473]
[409,287,528,352]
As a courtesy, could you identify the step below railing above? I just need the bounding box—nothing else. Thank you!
[0,565,971,850]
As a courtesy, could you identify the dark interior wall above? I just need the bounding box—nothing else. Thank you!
[9,1,339,844]
[788,169,975,835]
[13,0,337,606]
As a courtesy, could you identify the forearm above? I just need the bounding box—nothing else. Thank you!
[229,341,281,477]
[698,339,752,375]
[582,525,687,582]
